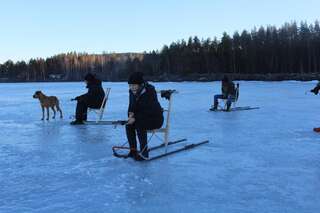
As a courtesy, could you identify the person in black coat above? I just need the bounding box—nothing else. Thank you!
[126,72,164,160]
[70,73,105,125]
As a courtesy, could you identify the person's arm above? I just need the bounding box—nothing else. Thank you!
[128,91,135,113]
[134,88,160,121]
[74,94,86,101]
[127,92,136,124]
[127,112,135,125]
[74,84,90,100]
[311,82,320,95]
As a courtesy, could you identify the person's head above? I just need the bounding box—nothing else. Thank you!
[222,75,229,83]
[84,73,95,84]
[128,72,145,95]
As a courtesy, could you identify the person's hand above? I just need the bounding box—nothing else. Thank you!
[72,96,81,101]
[127,117,135,125]
[128,112,134,118]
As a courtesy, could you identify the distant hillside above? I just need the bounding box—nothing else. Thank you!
[0,52,144,82]
[1,20,320,82]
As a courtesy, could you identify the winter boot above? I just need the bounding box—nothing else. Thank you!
[70,120,85,125]
[134,153,145,161]
[127,150,137,158]
[211,103,218,111]
[226,103,231,111]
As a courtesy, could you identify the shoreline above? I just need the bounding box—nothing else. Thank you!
[1,73,320,83]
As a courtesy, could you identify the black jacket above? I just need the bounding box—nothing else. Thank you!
[76,79,105,108]
[222,81,236,97]
[128,83,164,130]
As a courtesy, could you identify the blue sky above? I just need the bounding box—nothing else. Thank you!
[0,0,319,63]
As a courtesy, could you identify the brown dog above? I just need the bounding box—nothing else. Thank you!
[33,91,63,120]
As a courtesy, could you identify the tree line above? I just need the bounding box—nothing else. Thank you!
[0,53,144,81]
[1,21,320,82]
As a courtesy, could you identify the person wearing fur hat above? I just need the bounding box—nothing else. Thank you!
[211,75,236,111]
[126,72,164,160]
[70,73,105,125]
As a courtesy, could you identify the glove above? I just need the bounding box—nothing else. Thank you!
[161,90,175,100]
[71,96,80,101]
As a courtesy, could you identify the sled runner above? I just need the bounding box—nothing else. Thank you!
[209,106,260,112]
[209,83,259,112]
[112,89,209,161]
[113,139,209,160]
[85,120,127,126]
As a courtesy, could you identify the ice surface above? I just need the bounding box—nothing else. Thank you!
[0,81,320,213]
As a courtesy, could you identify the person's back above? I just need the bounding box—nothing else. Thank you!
[222,81,236,98]
[86,77,105,108]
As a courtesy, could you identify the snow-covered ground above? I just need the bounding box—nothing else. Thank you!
[1,81,320,213]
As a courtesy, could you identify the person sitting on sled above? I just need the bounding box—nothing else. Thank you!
[310,81,320,95]
[311,81,320,132]
[70,73,105,125]
[126,72,164,160]
[211,75,236,111]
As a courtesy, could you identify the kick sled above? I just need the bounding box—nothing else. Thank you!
[112,89,209,161]
[209,83,259,112]
[84,88,114,125]
[209,106,260,112]
[70,88,130,126]
[84,88,128,126]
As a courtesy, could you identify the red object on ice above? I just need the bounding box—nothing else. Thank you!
[313,127,320,132]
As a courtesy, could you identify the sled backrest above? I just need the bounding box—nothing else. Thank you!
[147,90,177,146]
[88,87,111,122]
[235,83,239,102]
[160,90,177,132]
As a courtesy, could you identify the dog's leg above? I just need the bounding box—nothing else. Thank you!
[41,106,44,120]
[56,104,63,119]
[46,107,50,120]
[51,107,56,119]
[59,108,63,119]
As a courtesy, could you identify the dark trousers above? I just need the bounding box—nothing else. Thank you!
[75,100,88,121]
[214,94,235,109]
[126,124,149,158]
[75,96,102,121]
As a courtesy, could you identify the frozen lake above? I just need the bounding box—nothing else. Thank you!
[1,81,320,213]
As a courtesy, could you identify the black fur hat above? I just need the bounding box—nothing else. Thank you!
[222,75,229,82]
[128,72,144,84]
[84,73,95,82]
